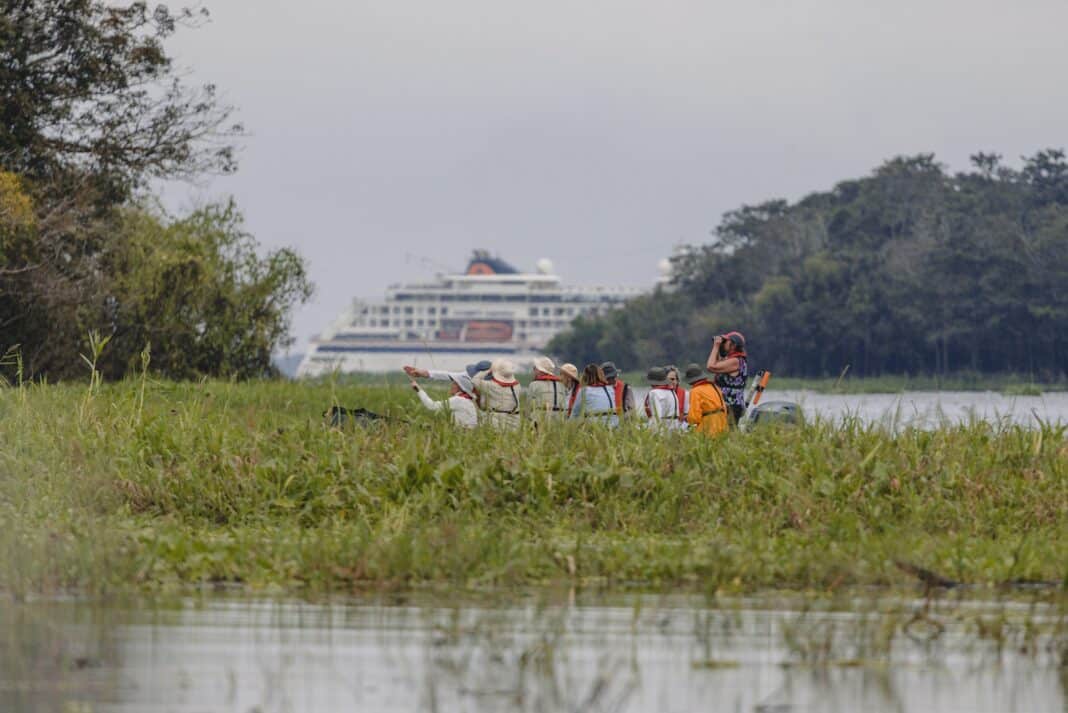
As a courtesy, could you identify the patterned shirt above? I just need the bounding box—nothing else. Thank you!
[714,356,749,410]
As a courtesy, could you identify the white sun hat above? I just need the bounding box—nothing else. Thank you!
[448,372,477,398]
[532,356,556,375]
[491,358,516,382]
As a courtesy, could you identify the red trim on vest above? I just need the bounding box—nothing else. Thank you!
[690,378,710,387]
[648,385,685,419]
[534,374,560,382]
[492,378,519,387]
[455,391,474,400]
[567,385,579,415]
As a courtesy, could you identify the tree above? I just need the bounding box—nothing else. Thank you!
[550,151,1068,380]
[100,200,313,379]
[0,1,240,201]
[0,3,307,381]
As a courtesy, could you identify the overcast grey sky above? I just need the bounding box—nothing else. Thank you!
[162,0,1068,353]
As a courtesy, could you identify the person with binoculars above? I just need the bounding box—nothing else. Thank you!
[705,331,749,424]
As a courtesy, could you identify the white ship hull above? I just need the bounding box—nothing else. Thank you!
[296,251,650,378]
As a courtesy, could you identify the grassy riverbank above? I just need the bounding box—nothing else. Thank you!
[0,378,1065,597]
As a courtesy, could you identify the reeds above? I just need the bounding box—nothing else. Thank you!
[0,378,1065,596]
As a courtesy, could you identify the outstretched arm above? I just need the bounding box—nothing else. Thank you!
[412,381,445,412]
[404,365,456,382]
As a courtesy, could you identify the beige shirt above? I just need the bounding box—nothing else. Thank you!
[527,378,568,419]
[479,378,522,430]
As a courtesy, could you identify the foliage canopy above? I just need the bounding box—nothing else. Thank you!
[0,2,311,380]
[551,151,1068,379]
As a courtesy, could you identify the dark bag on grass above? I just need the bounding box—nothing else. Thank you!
[326,405,388,427]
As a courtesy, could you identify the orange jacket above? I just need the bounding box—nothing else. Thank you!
[686,380,728,436]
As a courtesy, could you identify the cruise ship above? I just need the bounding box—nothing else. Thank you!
[296,250,653,376]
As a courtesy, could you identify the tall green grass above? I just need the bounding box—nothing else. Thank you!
[0,377,1065,596]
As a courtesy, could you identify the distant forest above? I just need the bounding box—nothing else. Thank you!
[549,151,1068,379]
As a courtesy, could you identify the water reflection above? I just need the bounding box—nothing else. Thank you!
[0,591,1064,712]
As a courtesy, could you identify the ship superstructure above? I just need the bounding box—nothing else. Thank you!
[296,250,647,376]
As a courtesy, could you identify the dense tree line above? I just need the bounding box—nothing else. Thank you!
[550,152,1068,379]
[1,1,311,380]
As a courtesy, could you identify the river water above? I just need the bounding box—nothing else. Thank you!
[771,390,1068,429]
[3,591,1064,713]
[627,388,1068,429]
[4,392,1065,712]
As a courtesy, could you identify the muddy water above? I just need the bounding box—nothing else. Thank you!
[2,592,1064,712]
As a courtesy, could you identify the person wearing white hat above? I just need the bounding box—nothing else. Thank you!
[409,372,479,428]
[559,362,580,414]
[527,356,566,422]
[478,358,522,430]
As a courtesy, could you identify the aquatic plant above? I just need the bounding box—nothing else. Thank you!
[0,379,1065,596]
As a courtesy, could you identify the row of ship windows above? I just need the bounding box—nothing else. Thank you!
[389,293,623,304]
[361,305,598,317]
[365,318,576,329]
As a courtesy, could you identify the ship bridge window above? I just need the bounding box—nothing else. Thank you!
[528,307,538,317]
[404,307,413,314]
[381,319,389,326]
[441,307,448,315]
[554,308,565,316]
[404,319,413,327]
[428,307,436,315]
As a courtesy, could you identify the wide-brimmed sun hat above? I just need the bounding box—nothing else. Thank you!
[559,363,579,382]
[448,373,477,398]
[684,363,705,384]
[491,358,516,382]
[532,356,556,375]
[465,359,492,378]
[646,366,668,386]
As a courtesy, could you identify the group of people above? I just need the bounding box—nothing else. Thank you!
[405,332,749,436]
